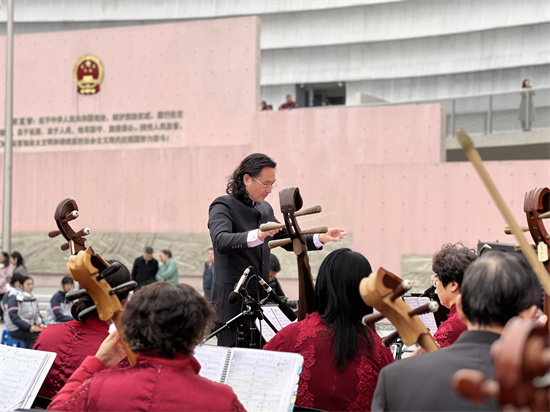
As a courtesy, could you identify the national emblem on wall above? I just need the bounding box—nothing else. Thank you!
[73,55,104,95]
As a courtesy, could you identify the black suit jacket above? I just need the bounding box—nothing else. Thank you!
[372,331,501,412]
[208,194,319,325]
[131,256,159,289]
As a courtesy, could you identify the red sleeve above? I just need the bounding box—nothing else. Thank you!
[231,393,247,411]
[47,356,106,411]
[433,317,467,348]
[262,328,289,352]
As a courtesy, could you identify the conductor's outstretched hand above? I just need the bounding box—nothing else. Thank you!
[319,228,346,244]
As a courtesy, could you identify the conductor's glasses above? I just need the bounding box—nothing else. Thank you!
[431,276,439,287]
[252,176,277,189]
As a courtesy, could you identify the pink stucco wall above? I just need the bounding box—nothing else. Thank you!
[1,17,549,273]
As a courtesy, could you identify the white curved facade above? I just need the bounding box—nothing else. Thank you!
[1,0,548,107]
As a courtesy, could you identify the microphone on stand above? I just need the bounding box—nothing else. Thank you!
[258,277,297,322]
[228,266,254,304]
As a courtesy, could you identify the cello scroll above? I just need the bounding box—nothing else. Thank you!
[49,198,137,365]
[263,187,328,320]
[360,267,440,353]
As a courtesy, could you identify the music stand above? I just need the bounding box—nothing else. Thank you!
[206,289,279,348]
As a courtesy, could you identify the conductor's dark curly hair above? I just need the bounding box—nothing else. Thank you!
[123,282,216,358]
[432,243,477,288]
[226,153,276,203]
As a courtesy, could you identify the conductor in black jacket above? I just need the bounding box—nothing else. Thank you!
[208,153,345,347]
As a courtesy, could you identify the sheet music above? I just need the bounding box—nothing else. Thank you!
[402,296,438,336]
[225,348,303,412]
[0,346,56,411]
[194,345,229,382]
[255,305,296,342]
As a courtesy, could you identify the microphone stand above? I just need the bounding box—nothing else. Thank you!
[206,289,279,348]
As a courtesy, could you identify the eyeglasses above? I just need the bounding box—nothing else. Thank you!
[431,276,439,287]
[252,176,276,189]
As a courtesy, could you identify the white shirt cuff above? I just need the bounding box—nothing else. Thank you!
[313,234,323,248]
[247,229,264,247]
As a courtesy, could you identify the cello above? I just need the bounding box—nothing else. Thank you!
[505,187,550,333]
[260,187,328,320]
[456,129,550,304]
[451,129,550,409]
[453,317,549,411]
[49,198,137,365]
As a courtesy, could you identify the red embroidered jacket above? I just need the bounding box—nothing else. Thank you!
[433,304,467,348]
[264,312,394,412]
[48,353,245,411]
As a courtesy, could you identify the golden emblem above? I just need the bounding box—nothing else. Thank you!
[73,55,104,95]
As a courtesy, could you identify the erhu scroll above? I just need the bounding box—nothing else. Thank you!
[360,267,440,353]
[260,187,327,320]
[49,198,137,365]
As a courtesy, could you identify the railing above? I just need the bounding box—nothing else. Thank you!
[442,87,549,137]
[355,86,550,137]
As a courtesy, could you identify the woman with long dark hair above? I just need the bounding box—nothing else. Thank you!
[264,248,394,411]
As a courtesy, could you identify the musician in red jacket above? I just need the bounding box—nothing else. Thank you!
[431,243,477,348]
[34,261,132,400]
[48,282,245,412]
[264,248,394,412]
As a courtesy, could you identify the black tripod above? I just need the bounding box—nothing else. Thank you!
[206,288,278,348]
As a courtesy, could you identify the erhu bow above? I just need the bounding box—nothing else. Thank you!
[49,198,137,365]
[260,187,328,320]
[360,267,440,353]
[457,129,550,328]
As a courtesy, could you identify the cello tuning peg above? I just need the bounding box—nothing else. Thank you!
[362,312,385,326]
[538,210,550,219]
[78,305,97,321]
[267,238,292,249]
[75,227,90,237]
[109,281,138,296]
[66,288,88,302]
[428,300,439,313]
[390,280,413,302]
[48,230,62,238]
[514,244,536,252]
[408,301,439,317]
[63,210,79,223]
[382,330,400,347]
[60,243,70,251]
[504,226,529,234]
